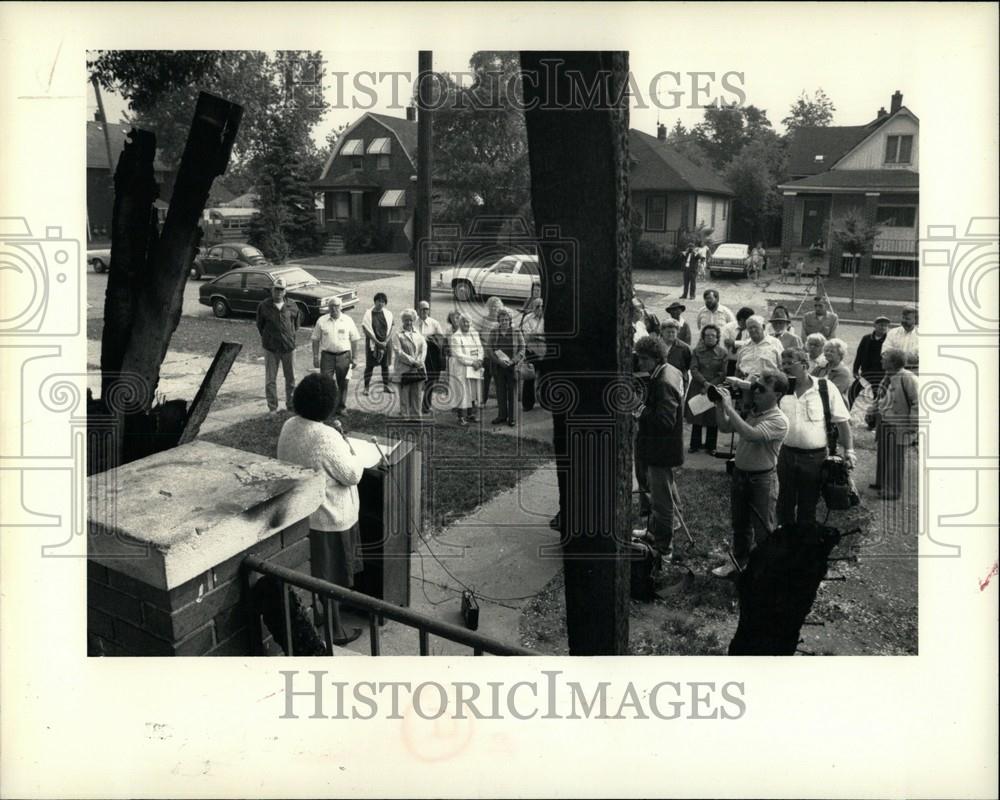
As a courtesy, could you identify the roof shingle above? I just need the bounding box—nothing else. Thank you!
[780,170,919,190]
[785,125,872,177]
[629,130,732,195]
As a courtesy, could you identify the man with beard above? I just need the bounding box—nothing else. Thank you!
[696,289,735,331]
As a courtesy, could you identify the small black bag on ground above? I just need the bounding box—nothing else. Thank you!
[628,536,658,602]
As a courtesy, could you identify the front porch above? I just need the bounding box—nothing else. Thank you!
[780,189,918,279]
[319,187,411,253]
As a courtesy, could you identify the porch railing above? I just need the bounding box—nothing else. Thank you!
[873,238,918,256]
[641,229,681,247]
[242,555,538,657]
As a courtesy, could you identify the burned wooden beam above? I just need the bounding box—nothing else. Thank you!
[178,341,243,445]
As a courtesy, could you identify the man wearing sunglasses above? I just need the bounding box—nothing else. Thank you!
[709,370,790,578]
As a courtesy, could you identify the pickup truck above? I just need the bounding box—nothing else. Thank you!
[87,247,112,273]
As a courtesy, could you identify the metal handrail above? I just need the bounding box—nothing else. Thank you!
[243,554,537,657]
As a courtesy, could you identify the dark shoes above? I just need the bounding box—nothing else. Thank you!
[331,627,363,647]
[507,420,516,427]
[688,445,702,453]
[491,417,504,425]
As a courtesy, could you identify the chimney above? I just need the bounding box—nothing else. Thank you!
[890,91,903,114]
[406,105,417,122]
[657,123,667,142]
[877,106,887,118]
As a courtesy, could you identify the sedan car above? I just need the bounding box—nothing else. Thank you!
[190,242,269,279]
[198,265,358,324]
[707,243,751,278]
[433,254,541,302]
[87,247,111,273]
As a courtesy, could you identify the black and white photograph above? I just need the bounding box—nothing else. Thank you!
[1,3,996,798]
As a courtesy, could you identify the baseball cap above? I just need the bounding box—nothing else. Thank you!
[874,315,890,324]
[273,278,287,290]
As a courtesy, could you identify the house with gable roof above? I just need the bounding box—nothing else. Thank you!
[630,125,734,249]
[312,110,418,253]
[779,90,919,279]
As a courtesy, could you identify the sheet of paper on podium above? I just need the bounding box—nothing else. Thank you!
[346,436,400,469]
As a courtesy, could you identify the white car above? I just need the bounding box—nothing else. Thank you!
[433,254,541,302]
[707,243,751,278]
[88,247,111,273]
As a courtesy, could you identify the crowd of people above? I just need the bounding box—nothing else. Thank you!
[631,289,919,579]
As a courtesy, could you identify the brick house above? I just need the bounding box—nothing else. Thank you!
[312,111,418,254]
[86,116,175,242]
[779,90,919,279]
[630,126,734,249]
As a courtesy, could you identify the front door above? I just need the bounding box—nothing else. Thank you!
[801,197,830,246]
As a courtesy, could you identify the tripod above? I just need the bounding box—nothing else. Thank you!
[791,267,834,319]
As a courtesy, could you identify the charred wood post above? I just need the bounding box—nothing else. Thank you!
[178,342,243,445]
[521,52,632,655]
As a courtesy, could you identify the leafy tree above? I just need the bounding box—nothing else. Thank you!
[782,89,836,132]
[831,208,881,310]
[664,119,711,168]
[432,51,533,238]
[691,102,775,172]
[724,133,788,244]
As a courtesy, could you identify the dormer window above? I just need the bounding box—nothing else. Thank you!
[884,135,913,164]
[340,139,364,157]
[814,154,825,163]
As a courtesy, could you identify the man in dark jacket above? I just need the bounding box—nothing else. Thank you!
[255,278,300,413]
[634,335,685,564]
[849,315,890,408]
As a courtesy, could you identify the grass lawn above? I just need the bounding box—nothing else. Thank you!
[519,440,917,656]
[199,408,554,531]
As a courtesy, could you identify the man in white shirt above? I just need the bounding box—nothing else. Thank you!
[776,347,856,525]
[312,297,361,416]
[735,315,784,380]
[884,306,919,372]
[696,289,735,330]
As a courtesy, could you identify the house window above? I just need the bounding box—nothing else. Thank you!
[813,154,825,163]
[884,135,914,164]
[376,154,390,171]
[875,206,917,227]
[722,201,727,221]
[340,139,364,156]
[710,200,717,228]
[645,196,666,232]
[386,207,404,223]
[351,157,364,171]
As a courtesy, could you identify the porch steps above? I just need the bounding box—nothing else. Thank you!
[323,235,346,255]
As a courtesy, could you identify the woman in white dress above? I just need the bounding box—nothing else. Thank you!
[390,308,428,418]
[449,314,484,426]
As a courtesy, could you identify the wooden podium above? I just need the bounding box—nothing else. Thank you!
[348,433,420,609]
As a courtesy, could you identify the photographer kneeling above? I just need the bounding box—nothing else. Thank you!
[709,371,790,578]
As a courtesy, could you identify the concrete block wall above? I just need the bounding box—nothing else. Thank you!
[87,518,311,657]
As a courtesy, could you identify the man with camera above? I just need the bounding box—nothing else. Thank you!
[776,348,856,525]
[708,370,790,578]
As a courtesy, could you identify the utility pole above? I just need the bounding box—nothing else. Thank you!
[414,50,433,306]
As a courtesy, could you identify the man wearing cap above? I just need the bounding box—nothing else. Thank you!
[416,301,445,414]
[256,278,301,413]
[665,301,692,345]
[850,315,890,408]
[311,297,361,416]
[801,296,839,339]
[883,306,919,372]
[767,306,802,351]
[696,289,735,331]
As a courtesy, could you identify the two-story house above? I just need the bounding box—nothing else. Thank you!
[311,111,418,254]
[631,125,733,248]
[779,90,919,279]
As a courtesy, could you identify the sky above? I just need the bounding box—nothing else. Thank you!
[87,43,925,149]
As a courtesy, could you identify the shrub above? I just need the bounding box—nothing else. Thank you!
[342,220,393,254]
[633,239,676,270]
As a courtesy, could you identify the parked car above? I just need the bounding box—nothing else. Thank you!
[87,247,111,273]
[433,254,541,302]
[190,243,269,280]
[198,266,358,324]
[708,243,751,278]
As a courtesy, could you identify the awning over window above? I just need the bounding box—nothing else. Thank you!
[367,137,392,155]
[379,189,406,208]
[340,139,364,156]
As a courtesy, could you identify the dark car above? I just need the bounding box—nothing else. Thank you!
[190,242,269,279]
[198,266,358,324]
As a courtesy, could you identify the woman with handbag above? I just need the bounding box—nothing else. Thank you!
[519,298,545,412]
[390,308,427,418]
[686,324,727,454]
[868,348,918,500]
[486,308,525,427]
[449,314,484,426]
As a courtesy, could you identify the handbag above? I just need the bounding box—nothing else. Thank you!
[400,366,427,385]
[818,379,860,510]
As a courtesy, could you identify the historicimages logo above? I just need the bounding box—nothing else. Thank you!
[0,216,81,337]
